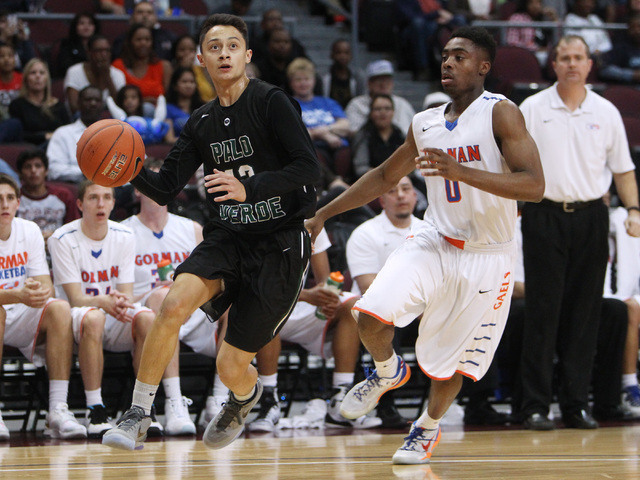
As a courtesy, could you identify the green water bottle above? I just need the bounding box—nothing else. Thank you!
[316,271,344,320]
[157,258,175,281]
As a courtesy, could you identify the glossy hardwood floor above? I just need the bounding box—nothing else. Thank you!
[0,425,638,479]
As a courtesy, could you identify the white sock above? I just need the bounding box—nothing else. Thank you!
[132,380,159,415]
[259,373,278,388]
[622,374,639,389]
[49,380,69,412]
[234,385,256,402]
[415,409,441,431]
[212,375,229,398]
[162,376,182,400]
[333,372,355,388]
[85,388,103,408]
[375,352,399,378]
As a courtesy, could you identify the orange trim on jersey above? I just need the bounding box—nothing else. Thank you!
[444,236,465,249]
[352,306,394,325]
[418,363,478,382]
[29,298,66,362]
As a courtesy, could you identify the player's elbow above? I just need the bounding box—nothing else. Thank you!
[527,175,545,202]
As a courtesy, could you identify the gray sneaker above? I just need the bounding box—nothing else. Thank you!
[203,379,263,449]
[102,406,152,451]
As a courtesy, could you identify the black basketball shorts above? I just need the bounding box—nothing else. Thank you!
[175,225,311,353]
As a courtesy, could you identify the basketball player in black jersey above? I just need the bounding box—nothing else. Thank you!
[103,13,320,451]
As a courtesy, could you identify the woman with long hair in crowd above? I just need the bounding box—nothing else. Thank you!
[9,58,70,147]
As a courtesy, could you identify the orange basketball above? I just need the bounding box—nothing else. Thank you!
[76,119,145,188]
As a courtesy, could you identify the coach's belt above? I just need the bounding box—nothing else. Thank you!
[539,198,602,213]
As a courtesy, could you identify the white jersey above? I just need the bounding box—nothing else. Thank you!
[605,206,640,300]
[121,214,198,296]
[48,219,136,299]
[412,92,517,246]
[0,218,50,305]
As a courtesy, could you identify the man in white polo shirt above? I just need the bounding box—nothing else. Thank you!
[519,34,640,431]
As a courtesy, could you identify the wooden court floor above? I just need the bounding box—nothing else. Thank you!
[0,425,638,480]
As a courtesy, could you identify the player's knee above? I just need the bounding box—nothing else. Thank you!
[44,300,72,327]
[157,295,192,327]
[81,310,106,341]
[133,311,155,338]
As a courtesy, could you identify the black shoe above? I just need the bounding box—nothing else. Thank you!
[464,402,513,426]
[523,412,555,431]
[592,405,632,422]
[562,409,598,429]
[147,404,164,437]
[376,403,411,429]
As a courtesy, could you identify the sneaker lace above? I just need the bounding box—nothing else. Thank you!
[170,397,193,418]
[55,404,77,421]
[353,372,384,401]
[216,399,244,430]
[399,426,433,452]
[116,406,146,432]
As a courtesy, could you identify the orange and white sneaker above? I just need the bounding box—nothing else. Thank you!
[392,424,441,465]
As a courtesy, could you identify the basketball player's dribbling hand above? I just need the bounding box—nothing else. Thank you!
[417,148,463,181]
[205,169,247,202]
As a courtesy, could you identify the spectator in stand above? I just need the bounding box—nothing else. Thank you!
[0,42,22,118]
[165,66,204,137]
[250,8,307,65]
[0,173,87,442]
[216,0,255,16]
[345,60,415,136]
[615,0,640,22]
[56,12,100,80]
[352,94,405,181]
[112,24,172,110]
[9,59,70,147]
[565,0,613,57]
[112,1,176,61]
[600,13,640,85]
[288,58,352,181]
[506,0,558,66]
[47,86,103,184]
[171,34,216,102]
[64,34,126,116]
[321,39,366,110]
[393,0,467,81]
[0,11,35,71]
[16,148,80,243]
[254,27,308,94]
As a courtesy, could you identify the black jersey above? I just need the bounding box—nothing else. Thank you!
[131,79,320,235]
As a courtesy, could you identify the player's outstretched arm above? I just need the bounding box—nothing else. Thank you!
[307,131,419,241]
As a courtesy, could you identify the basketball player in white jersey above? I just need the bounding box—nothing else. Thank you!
[306,26,545,464]
[0,174,87,440]
[122,157,219,435]
[47,181,179,438]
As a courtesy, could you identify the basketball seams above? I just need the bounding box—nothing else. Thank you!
[94,126,126,185]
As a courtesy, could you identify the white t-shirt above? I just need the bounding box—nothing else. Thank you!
[121,213,199,296]
[520,84,634,203]
[46,118,86,183]
[413,91,517,246]
[48,219,136,299]
[0,218,49,305]
[346,212,423,295]
[63,62,126,104]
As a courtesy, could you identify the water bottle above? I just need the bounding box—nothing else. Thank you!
[157,258,175,281]
[316,271,344,320]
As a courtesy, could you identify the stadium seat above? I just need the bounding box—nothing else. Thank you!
[603,86,640,118]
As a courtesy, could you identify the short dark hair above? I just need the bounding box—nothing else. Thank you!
[0,173,20,197]
[16,148,48,172]
[87,34,109,51]
[552,35,591,60]
[199,14,249,51]
[450,27,497,63]
[78,180,114,201]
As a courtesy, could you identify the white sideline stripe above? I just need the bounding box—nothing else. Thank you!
[1,457,638,472]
